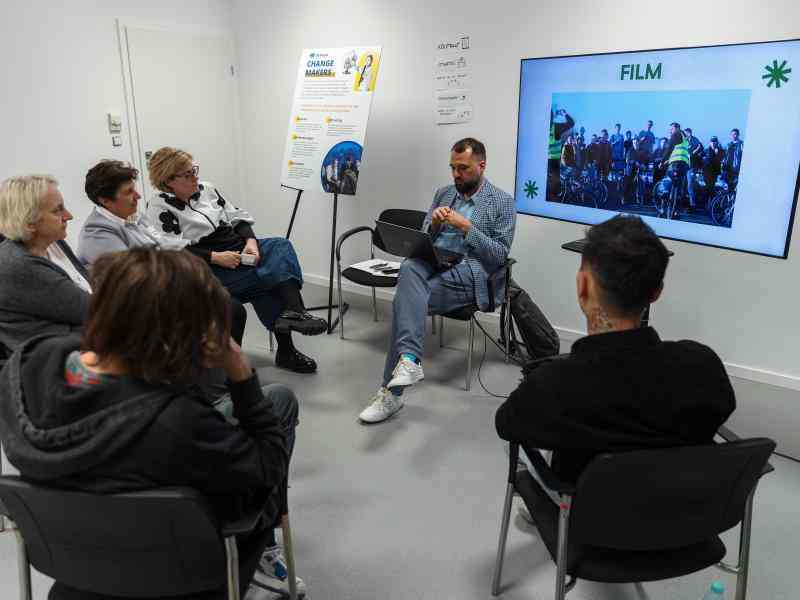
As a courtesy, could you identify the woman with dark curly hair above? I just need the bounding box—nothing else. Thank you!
[0,247,307,599]
[146,147,325,374]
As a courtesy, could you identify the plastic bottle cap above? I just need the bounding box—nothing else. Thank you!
[711,581,725,594]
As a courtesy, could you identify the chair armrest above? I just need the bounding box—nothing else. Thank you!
[520,443,576,495]
[220,508,264,538]
[717,426,775,476]
[0,496,8,518]
[716,425,740,442]
[335,226,374,263]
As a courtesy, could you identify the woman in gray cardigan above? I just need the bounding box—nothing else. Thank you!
[0,175,90,351]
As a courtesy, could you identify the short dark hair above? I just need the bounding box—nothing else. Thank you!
[615,123,621,128]
[647,120,653,126]
[669,122,680,129]
[581,215,669,317]
[84,248,231,386]
[601,129,608,135]
[85,160,139,206]
[685,127,692,134]
[731,128,740,135]
[625,130,632,135]
[451,138,486,161]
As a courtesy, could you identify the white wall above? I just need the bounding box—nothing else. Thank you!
[232,0,800,454]
[0,0,236,246]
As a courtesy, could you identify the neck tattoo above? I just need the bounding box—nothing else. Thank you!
[588,309,615,334]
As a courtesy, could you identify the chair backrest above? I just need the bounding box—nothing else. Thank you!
[569,438,775,551]
[0,476,227,597]
[374,209,427,252]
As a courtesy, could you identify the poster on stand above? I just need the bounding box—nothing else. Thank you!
[280,46,382,195]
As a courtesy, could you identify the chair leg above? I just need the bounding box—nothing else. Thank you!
[224,536,241,600]
[281,514,298,600]
[0,444,4,533]
[15,528,32,600]
[466,317,475,391]
[268,331,274,353]
[504,299,511,364]
[555,494,572,600]
[491,482,516,596]
[735,489,756,600]
[372,287,378,322]
[439,317,444,347]
[431,314,437,335]
[337,265,345,340]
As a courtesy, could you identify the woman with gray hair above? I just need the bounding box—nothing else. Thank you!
[0,175,90,350]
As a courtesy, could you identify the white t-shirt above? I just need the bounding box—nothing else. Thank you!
[47,243,92,293]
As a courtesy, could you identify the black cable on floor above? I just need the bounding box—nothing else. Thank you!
[473,317,522,399]
[774,451,800,465]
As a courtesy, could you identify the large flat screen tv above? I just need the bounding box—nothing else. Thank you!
[515,39,800,258]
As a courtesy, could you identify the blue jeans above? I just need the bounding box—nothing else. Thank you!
[211,238,303,330]
[382,258,476,395]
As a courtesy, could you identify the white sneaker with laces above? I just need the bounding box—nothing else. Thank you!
[386,357,424,389]
[252,545,306,598]
[359,387,404,423]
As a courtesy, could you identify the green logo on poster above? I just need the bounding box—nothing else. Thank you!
[763,60,791,88]
[524,180,539,198]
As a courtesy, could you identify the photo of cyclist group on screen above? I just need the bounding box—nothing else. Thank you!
[546,108,744,227]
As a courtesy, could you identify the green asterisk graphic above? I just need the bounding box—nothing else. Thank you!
[524,180,539,198]
[763,59,791,88]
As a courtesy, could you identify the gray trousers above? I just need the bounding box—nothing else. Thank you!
[382,258,475,395]
[212,383,299,454]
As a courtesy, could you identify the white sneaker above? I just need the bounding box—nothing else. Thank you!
[386,357,424,389]
[359,387,404,423]
[252,545,307,598]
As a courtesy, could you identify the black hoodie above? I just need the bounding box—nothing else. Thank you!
[0,334,289,523]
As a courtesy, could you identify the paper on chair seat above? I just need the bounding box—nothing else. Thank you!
[349,258,402,277]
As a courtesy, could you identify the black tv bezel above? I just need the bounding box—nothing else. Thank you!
[514,37,800,260]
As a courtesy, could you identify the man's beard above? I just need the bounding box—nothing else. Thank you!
[455,177,480,195]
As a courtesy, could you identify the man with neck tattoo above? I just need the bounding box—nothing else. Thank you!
[359,138,515,423]
[496,215,735,493]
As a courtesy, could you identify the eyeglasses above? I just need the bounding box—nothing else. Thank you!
[173,165,199,180]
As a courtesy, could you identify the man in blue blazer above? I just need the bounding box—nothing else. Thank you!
[359,138,516,423]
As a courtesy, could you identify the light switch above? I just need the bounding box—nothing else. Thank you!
[111,135,123,147]
[107,113,123,134]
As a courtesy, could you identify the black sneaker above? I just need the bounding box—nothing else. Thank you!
[275,348,317,373]
[274,310,328,335]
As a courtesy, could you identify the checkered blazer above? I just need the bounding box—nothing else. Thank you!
[423,178,516,309]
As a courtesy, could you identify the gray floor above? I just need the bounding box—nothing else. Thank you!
[1,284,798,599]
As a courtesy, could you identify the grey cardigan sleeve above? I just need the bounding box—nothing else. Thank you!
[0,244,90,327]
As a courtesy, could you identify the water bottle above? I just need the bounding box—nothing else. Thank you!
[701,581,725,599]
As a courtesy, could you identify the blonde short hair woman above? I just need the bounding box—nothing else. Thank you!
[145,147,326,374]
[0,175,91,350]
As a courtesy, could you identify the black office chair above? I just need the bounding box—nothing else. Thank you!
[0,477,299,600]
[492,431,776,600]
[335,208,427,338]
[437,258,515,390]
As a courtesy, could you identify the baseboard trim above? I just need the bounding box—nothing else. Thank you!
[305,272,800,392]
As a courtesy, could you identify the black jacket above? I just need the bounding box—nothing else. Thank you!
[0,334,289,523]
[495,327,735,484]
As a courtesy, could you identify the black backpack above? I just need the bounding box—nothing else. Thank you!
[499,278,560,362]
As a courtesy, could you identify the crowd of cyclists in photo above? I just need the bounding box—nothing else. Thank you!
[546,109,744,226]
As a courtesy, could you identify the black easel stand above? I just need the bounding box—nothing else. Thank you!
[561,238,673,327]
[281,184,349,334]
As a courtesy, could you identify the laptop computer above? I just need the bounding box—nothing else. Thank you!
[375,220,463,271]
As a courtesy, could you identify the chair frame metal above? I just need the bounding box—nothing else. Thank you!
[438,259,514,391]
